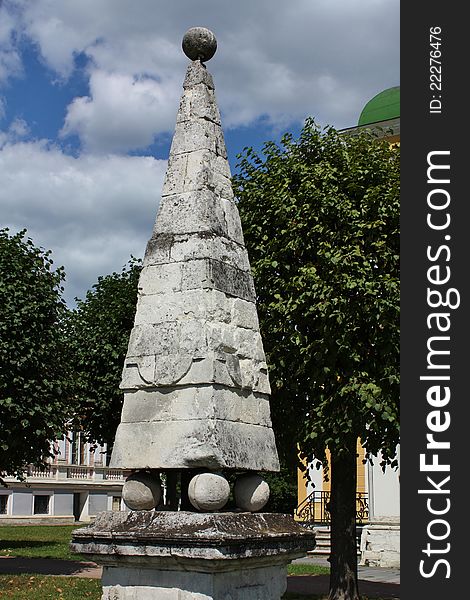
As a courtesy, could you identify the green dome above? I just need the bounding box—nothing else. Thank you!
[358,86,400,126]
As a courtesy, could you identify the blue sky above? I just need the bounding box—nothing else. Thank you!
[0,0,399,305]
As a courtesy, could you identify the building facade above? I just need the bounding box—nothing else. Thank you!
[0,433,128,524]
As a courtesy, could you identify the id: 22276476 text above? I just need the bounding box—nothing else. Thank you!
[429,26,443,115]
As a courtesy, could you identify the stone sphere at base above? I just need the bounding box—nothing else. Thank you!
[188,472,230,512]
[234,473,270,512]
[122,471,162,511]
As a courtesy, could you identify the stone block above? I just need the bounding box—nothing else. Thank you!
[177,84,221,124]
[222,198,244,245]
[120,387,272,428]
[172,236,250,271]
[209,259,256,302]
[160,153,188,197]
[143,232,173,266]
[138,258,255,302]
[170,119,218,156]
[154,190,227,237]
[214,123,227,159]
[132,290,231,326]
[231,298,259,330]
[183,61,215,90]
[138,263,183,295]
[101,565,286,599]
[126,321,206,358]
[162,149,233,202]
[111,418,279,471]
[180,259,212,291]
[235,329,263,359]
[143,233,251,272]
[214,154,232,179]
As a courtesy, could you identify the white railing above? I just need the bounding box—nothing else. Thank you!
[9,464,125,483]
[103,469,125,481]
[27,466,58,479]
[67,467,94,480]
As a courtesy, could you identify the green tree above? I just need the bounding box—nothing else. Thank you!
[0,229,69,482]
[66,258,141,448]
[233,119,400,600]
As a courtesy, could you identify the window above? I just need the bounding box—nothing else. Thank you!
[112,496,121,512]
[71,431,78,465]
[0,495,8,514]
[33,495,50,514]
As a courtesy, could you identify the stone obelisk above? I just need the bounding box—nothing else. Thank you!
[71,28,315,599]
[110,28,279,480]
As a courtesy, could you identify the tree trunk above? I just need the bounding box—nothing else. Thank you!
[328,440,360,600]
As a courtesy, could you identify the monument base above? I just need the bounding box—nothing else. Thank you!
[71,511,316,599]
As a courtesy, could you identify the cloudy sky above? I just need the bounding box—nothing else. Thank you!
[0,0,399,305]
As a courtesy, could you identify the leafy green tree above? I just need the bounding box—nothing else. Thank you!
[65,258,141,448]
[0,229,70,481]
[233,119,400,600]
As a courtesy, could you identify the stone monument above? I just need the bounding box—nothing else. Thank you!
[72,27,315,600]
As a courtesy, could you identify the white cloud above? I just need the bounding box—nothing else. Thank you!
[6,0,399,147]
[0,2,23,83]
[0,138,166,304]
[60,70,180,153]
[1,0,399,300]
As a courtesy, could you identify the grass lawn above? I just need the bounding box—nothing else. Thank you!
[0,526,84,561]
[0,528,389,599]
[287,563,330,576]
[0,575,100,599]
[0,578,386,600]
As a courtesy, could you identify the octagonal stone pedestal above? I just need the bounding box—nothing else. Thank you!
[71,511,316,599]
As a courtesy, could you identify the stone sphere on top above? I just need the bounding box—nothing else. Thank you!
[182,27,217,62]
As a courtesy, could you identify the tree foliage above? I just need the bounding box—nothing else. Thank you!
[233,119,399,600]
[234,119,400,468]
[65,258,141,447]
[0,229,69,480]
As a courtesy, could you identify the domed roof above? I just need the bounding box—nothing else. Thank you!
[358,86,400,126]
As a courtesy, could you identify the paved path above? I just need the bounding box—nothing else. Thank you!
[0,557,102,579]
[0,556,400,598]
[288,556,400,598]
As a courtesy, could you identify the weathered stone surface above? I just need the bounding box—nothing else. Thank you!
[121,354,270,394]
[119,387,273,427]
[183,60,215,90]
[170,120,223,157]
[360,524,400,568]
[161,151,232,200]
[144,234,250,271]
[110,419,279,471]
[177,86,221,125]
[154,190,227,237]
[72,510,316,553]
[101,565,286,600]
[136,259,254,299]
[71,511,315,599]
[111,56,278,472]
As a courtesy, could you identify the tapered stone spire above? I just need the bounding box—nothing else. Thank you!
[110,29,279,473]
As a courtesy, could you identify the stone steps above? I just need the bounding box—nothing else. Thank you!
[307,526,362,558]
